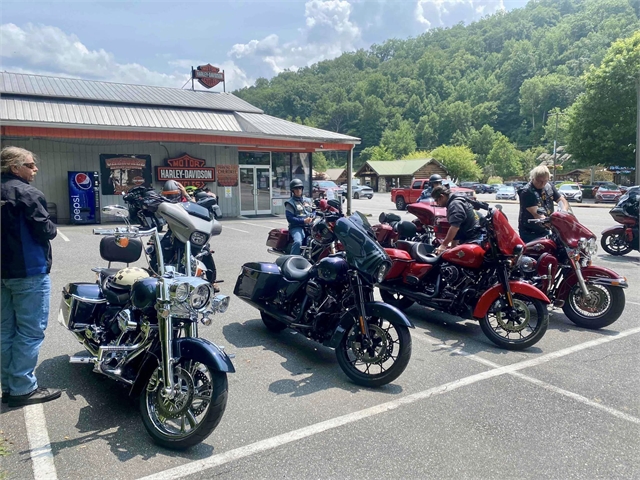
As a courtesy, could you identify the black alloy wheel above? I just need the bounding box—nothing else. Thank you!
[395,197,406,210]
[600,231,633,256]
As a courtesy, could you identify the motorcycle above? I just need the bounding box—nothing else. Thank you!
[378,201,550,350]
[59,205,234,449]
[373,201,449,249]
[600,188,639,256]
[266,198,343,261]
[235,212,413,387]
[123,186,220,286]
[515,203,628,329]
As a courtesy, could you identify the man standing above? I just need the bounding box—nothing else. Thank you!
[1,146,60,407]
[431,185,482,254]
[285,179,313,256]
[418,174,444,202]
[518,165,569,243]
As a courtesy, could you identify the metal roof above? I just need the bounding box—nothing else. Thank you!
[1,97,243,133]
[0,72,263,113]
[235,112,359,142]
[363,159,433,176]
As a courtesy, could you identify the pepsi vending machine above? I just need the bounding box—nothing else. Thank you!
[68,171,101,224]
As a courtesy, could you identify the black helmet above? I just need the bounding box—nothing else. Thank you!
[290,178,304,192]
[429,174,443,186]
[161,180,182,201]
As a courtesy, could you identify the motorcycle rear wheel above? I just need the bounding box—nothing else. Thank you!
[479,294,548,350]
[140,358,228,450]
[261,311,288,332]
[380,289,415,310]
[600,231,633,256]
[335,314,412,387]
[562,284,625,329]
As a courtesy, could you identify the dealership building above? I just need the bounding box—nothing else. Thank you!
[0,72,359,223]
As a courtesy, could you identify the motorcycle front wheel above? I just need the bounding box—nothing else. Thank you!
[479,294,548,350]
[562,283,625,329]
[600,230,633,256]
[140,357,228,450]
[335,314,412,387]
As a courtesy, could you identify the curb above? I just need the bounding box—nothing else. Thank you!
[485,200,612,209]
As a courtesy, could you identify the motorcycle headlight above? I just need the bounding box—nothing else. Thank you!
[173,282,190,302]
[190,284,211,310]
[190,231,209,246]
[376,262,390,283]
[587,237,598,256]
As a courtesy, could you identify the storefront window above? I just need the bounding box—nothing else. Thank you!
[292,153,311,194]
[272,152,291,198]
[239,151,270,165]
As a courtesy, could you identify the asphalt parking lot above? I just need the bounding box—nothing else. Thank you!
[2,193,639,480]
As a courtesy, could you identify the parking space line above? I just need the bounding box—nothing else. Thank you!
[57,231,70,242]
[239,222,275,229]
[223,226,250,233]
[628,301,640,306]
[24,404,58,480]
[138,326,640,480]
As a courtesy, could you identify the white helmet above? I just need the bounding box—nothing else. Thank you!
[113,267,150,287]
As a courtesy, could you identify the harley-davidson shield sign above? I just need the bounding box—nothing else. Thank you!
[155,153,215,188]
[193,64,224,89]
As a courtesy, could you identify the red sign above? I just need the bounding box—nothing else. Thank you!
[156,154,215,188]
[216,164,239,187]
[193,64,224,89]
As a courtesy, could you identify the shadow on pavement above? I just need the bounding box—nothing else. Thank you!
[222,319,404,397]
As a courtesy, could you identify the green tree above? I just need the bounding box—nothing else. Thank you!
[430,145,482,181]
[567,31,640,167]
[381,120,417,158]
[467,125,498,165]
[358,96,388,147]
[358,145,395,162]
[402,150,432,160]
[313,152,329,172]
[486,134,524,178]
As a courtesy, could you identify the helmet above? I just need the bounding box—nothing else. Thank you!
[162,180,183,201]
[429,174,443,186]
[290,178,304,192]
[112,267,150,288]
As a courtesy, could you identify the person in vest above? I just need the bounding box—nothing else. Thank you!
[1,146,61,407]
[418,174,445,202]
[518,165,568,243]
[431,185,482,254]
[285,179,314,256]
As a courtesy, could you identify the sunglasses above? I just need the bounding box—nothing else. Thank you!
[21,163,37,170]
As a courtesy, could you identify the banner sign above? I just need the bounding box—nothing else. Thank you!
[100,154,152,195]
[155,153,215,188]
[216,164,239,186]
[192,64,225,89]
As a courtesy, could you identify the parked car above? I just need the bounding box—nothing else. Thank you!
[592,181,618,195]
[460,182,479,190]
[595,184,623,203]
[390,178,476,210]
[495,185,517,200]
[340,182,374,199]
[312,180,345,200]
[558,183,583,203]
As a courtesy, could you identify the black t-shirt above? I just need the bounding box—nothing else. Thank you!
[518,182,562,235]
[446,193,480,241]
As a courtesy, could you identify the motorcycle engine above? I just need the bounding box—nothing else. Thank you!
[440,265,460,284]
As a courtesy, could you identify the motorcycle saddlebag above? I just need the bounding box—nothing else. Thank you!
[234,262,283,301]
[266,229,289,250]
[59,283,107,331]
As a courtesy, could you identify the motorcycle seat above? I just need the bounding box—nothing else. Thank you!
[275,255,293,267]
[102,277,130,306]
[395,240,416,253]
[280,256,312,281]
[96,268,121,286]
[411,243,442,265]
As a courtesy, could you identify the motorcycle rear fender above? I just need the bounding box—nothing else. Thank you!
[601,225,625,236]
[472,281,550,319]
[324,301,414,349]
[129,337,235,397]
[557,266,628,299]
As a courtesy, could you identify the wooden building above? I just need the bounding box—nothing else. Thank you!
[355,158,448,192]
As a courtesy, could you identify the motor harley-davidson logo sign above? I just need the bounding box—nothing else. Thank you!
[193,64,224,89]
[156,154,215,188]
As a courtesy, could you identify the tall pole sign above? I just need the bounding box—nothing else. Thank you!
[192,64,226,92]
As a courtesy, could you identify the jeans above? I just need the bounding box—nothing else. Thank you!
[289,227,305,256]
[1,274,51,396]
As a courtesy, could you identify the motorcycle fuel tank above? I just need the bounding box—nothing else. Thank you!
[131,277,160,314]
[442,244,486,269]
[316,256,348,282]
[524,238,556,256]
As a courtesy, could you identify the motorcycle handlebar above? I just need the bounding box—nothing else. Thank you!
[93,226,158,237]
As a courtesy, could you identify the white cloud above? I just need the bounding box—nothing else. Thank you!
[0,23,252,91]
[415,0,505,28]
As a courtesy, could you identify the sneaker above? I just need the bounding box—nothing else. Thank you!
[8,387,61,408]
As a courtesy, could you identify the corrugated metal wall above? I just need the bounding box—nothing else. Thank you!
[0,138,240,223]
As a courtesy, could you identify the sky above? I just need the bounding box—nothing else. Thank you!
[1,0,529,92]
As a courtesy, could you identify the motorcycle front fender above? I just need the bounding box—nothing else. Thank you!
[173,337,235,373]
[473,281,550,319]
[324,301,414,349]
[557,266,628,299]
[601,225,625,236]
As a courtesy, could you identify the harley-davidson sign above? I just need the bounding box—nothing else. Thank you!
[156,154,215,188]
[192,64,224,89]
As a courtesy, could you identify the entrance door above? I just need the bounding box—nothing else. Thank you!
[240,166,271,215]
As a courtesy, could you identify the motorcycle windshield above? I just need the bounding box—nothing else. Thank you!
[334,213,390,282]
[551,211,595,247]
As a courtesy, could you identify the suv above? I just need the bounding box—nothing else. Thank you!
[558,183,583,203]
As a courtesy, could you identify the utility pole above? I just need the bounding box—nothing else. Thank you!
[552,112,559,180]
[636,75,639,185]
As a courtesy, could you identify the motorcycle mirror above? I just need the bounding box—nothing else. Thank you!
[494,204,503,211]
[537,207,546,215]
[379,212,387,224]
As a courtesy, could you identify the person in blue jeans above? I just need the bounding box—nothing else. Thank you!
[284,179,313,256]
[1,146,60,408]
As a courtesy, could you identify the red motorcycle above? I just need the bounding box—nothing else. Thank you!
[516,204,628,329]
[373,201,449,248]
[600,188,639,256]
[378,202,550,350]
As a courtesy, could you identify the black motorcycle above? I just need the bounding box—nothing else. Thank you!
[235,212,413,387]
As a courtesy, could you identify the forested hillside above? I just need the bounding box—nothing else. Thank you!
[234,0,640,179]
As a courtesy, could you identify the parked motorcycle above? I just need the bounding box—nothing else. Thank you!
[600,188,639,256]
[516,204,628,329]
[379,202,550,350]
[59,205,234,449]
[373,201,449,249]
[123,186,220,285]
[235,212,413,387]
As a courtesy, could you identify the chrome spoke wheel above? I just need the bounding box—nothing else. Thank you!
[568,284,611,317]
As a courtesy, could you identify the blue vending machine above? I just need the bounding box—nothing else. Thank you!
[68,171,101,224]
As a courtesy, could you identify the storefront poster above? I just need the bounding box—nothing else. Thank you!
[100,154,152,195]
[224,187,232,198]
[217,164,239,187]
